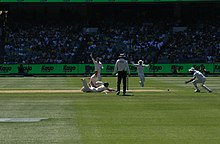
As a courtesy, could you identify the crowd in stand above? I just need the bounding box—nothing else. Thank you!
[4,24,81,64]
[2,4,220,64]
[3,22,219,64]
[160,23,220,63]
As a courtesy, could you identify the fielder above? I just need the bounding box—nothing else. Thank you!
[90,53,103,81]
[185,67,212,93]
[132,60,149,87]
[81,78,116,93]
[89,71,103,88]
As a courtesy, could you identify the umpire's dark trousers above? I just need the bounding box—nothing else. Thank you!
[117,71,127,94]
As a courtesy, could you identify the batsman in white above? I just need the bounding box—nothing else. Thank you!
[89,71,103,88]
[185,67,212,93]
[90,53,103,81]
[81,78,116,93]
[132,60,149,87]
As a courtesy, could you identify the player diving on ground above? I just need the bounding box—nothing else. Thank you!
[80,78,116,93]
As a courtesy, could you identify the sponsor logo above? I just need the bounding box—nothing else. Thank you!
[0,66,12,73]
[149,65,162,72]
[17,66,32,72]
[171,65,183,71]
[63,65,76,72]
[192,65,204,70]
[41,66,54,72]
[171,65,183,73]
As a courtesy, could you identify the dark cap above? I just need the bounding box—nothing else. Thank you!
[104,82,109,87]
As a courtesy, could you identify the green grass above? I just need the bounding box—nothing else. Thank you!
[0,76,220,144]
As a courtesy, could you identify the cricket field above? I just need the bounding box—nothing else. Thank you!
[0,76,219,144]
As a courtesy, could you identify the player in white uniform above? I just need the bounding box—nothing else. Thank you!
[90,53,103,81]
[89,71,103,88]
[185,67,212,93]
[132,60,149,87]
[81,78,116,93]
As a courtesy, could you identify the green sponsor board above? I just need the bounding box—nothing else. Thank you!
[0,63,219,75]
[214,64,220,73]
[167,63,214,74]
[79,64,94,75]
[71,63,217,74]
[0,64,80,74]
[27,64,79,74]
[147,64,167,73]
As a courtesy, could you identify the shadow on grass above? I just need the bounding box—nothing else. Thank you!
[117,94,134,96]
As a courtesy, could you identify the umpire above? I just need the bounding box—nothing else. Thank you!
[113,53,130,96]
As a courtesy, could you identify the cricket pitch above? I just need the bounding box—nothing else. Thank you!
[0,89,165,93]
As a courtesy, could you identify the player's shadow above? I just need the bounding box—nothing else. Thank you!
[118,94,134,96]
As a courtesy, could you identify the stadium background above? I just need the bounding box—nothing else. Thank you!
[0,1,220,144]
[0,1,219,76]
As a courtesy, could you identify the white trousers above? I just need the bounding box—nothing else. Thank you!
[97,73,102,81]
[81,79,92,92]
[138,73,145,87]
[192,78,211,92]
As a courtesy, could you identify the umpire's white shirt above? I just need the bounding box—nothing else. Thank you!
[114,58,130,73]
